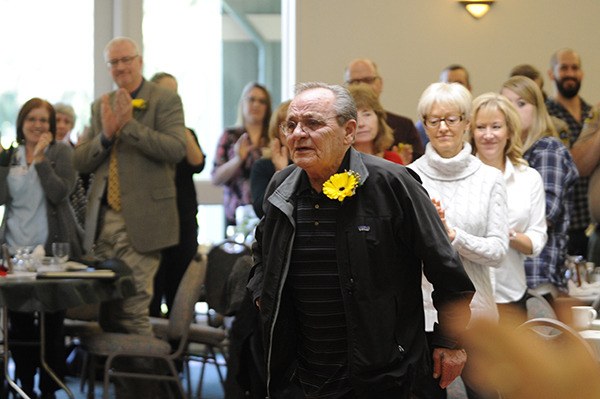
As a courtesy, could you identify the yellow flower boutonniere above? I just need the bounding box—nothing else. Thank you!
[132,99,147,110]
[322,170,361,202]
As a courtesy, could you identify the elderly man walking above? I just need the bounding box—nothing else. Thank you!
[248,82,475,399]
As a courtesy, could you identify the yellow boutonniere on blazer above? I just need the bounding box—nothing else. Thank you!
[322,170,361,202]
[131,99,147,110]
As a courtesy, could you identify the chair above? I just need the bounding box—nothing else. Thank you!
[179,241,251,398]
[476,318,600,398]
[516,317,596,360]
[63,303,101,392]
[203,239,251,317]
[526,288,558,320]
[81,256,206,399]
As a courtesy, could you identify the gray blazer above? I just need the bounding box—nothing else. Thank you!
[74,80,186,253]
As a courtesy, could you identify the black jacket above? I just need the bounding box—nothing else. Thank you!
[248,148,474,397]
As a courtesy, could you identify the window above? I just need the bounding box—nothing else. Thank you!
[143,0,225,242]
[0,0,94,146]
[143,0,223,181]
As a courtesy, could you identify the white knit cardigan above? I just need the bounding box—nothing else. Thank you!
[409,142,509,329]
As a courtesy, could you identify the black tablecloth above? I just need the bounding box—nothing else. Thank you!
[0,275,135,313]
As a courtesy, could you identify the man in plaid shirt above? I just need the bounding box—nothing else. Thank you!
[545,48,592,257]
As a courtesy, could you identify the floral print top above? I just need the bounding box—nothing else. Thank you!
[212,127,263,225]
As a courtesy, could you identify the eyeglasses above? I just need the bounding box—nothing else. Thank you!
[423,114,464,128]
[346,76,379,85]
[245,96,269,105]
[106,55,138,68]
[280,116,339,136]
[25,116,49,125]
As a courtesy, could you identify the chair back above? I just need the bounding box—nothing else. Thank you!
[167,255,207,345]
[204,239,251,315]
[516,317,596,360]
[526,289,557,320]
[222,255,253,316]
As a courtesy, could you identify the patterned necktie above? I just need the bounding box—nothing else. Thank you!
[107,144,121,212]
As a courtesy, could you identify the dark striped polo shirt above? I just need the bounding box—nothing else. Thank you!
[287,172,351,398]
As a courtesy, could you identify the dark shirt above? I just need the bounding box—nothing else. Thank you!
[386,111,425,160]
[250,158,277,219]
[545,97,592,231]
[288,172,351,399]
[175,128,205,237]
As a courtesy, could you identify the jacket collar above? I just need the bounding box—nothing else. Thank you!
[268,147,369,218]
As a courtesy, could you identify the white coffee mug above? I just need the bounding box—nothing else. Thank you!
[572,305,598,330]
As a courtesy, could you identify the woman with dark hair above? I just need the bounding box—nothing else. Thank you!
[0,97,82,398]
[348,83,404,164]
[212,82,272,227]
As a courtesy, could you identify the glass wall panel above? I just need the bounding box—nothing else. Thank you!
[0,0,94,146]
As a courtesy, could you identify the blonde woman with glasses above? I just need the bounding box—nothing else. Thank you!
[409,82,508,399]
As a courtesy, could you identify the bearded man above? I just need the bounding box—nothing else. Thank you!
[546,48,592,257]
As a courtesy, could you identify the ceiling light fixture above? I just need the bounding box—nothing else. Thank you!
[459,1,495,19]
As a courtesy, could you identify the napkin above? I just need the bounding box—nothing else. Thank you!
[31,245,45,261]
[568,280,600,298]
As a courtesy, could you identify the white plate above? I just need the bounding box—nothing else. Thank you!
[2,271,37,280]
[570,293,600,302]
[580,330,600,341]
[37,270,115,279]
[64,261,88,271]
[36,265,66,273]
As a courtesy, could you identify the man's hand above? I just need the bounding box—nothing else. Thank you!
[100,89,133,141]
[432,347,467,389]
[113,88,133,128]
[101,94,119,140]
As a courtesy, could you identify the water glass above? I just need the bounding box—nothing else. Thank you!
[52,242,70,265]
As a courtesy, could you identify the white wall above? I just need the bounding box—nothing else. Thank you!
[295,0,600,121]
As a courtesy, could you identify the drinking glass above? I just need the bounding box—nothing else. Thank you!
[12,246,33,272]
[52,242,70,265]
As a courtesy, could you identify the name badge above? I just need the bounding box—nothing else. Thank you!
[357,225,370,232]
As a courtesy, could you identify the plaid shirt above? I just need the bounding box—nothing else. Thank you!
[524,137,579,288]
[545,97,592,231]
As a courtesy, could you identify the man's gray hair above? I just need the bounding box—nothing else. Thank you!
[104,37,140,61]
[294,82,357,125]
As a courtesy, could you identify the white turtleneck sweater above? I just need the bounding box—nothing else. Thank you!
[408,142,509,330]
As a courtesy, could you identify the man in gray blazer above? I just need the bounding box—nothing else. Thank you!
[74,37,186,339]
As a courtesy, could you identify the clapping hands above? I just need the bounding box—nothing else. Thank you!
[101,88,133,140]
[432,198,456,241]
[270,137,289,171]
[32,132,53,162]
[234,133,255,162]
